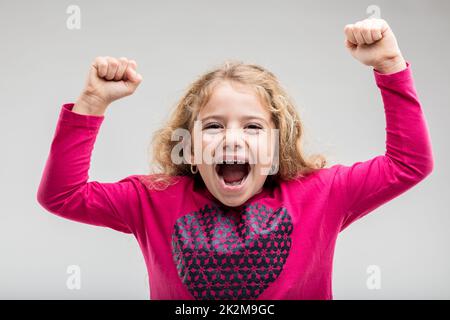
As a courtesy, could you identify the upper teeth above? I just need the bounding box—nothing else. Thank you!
[221,160,247,164]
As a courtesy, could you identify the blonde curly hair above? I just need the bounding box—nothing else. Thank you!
[145,60,326,190]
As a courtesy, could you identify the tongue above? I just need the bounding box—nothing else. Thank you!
[220,164,247,183]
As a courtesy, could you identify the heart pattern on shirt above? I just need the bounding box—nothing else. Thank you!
[171,202,293,300]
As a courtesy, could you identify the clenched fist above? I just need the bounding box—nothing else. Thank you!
[73,56,143,115]
[344,18,406,74]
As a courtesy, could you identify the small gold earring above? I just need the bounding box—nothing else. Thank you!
[190,164,198,174]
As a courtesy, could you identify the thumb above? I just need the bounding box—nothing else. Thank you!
[345,39,356,50]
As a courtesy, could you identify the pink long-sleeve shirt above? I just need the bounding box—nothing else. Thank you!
[37,62,433,300]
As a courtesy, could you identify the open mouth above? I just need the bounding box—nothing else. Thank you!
[214,160,251,187]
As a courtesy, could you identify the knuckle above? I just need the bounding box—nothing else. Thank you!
[94,57,106,68]
[107,57,118,66]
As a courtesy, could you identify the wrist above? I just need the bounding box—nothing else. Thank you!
[73,92,109,116]
[374,55,407,74]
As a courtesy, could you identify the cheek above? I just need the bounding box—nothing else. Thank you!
[248,135,274,163]
[200,134,223,164]
[201,134,215,147]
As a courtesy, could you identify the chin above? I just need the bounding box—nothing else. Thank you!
[216,195,248,208]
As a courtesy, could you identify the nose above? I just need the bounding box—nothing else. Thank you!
[223,127,245,154]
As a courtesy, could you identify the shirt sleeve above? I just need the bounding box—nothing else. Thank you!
[36,103,141,234]
[332,62,434,232]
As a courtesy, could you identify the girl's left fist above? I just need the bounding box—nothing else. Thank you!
[344,18,406,74]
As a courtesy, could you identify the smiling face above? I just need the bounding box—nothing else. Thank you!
[191,80,277,207]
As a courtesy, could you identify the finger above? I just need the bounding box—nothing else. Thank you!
[105,57,119,80]
[371,26,383,41]
[378,18,390,35]
[123,60,137,81]
[360,19,374,44]
[128,60,137,71]
[93,56,108,78]
[125,66,142,86]
[373,19,390,42]
[353,21,365,45]
[344,24,357,45]
[114,57,129,81]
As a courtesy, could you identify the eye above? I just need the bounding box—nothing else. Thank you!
[245,124,263,134]
[203,122,223,130]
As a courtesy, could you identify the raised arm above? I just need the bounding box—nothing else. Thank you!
[37,57,144,234]
[333,19,434,231]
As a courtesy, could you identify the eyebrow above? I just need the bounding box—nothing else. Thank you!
[199,115,270,125]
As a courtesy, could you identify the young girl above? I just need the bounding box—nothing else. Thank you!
[37,18,433,300]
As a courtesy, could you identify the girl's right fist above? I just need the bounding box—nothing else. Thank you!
[75,56,143,114]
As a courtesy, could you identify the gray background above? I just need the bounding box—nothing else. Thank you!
[0,0,448,299]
